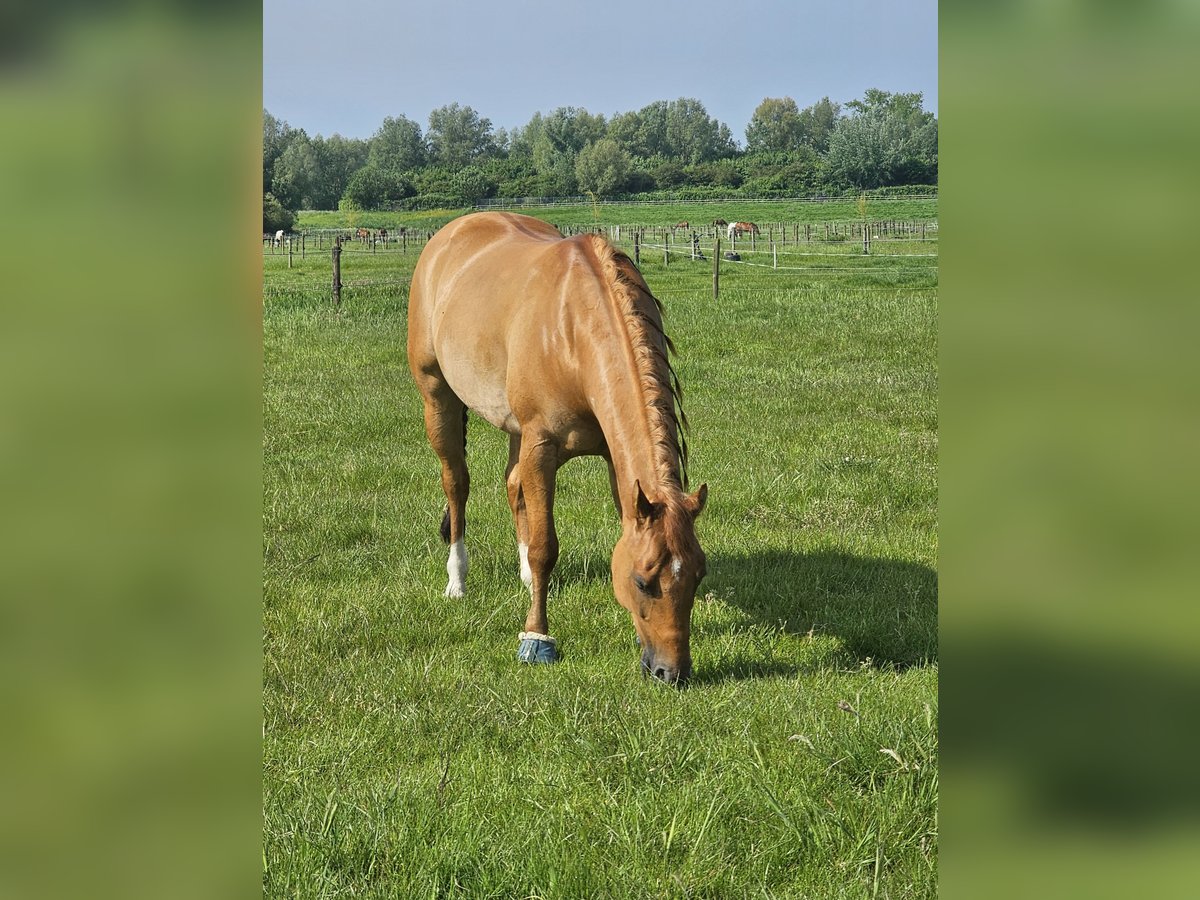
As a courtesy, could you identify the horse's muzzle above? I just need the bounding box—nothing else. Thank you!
[641,649,691,687]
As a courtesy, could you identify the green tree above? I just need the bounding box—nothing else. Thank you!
[532,138,578,196]
[271,135,320,210]
[262,192,294,232]
[309,133,369,210]
[449,166,495,204]
[262,109,296,193]
[541,106,607,154]
[826,89,937,189]
[575,138,631,196]
[342,166,415,209]
[797,96,840,153]
[427,103,496,168]
[507,111,544,160]
[746,97,805,152]
[607,102,669,157]
[368,115,426,172]
[664,98,735,162]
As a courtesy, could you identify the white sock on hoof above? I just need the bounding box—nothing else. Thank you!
[445,539,467,597]
[518,542,532,588]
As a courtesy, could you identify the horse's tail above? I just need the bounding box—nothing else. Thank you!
[439,406,469,543]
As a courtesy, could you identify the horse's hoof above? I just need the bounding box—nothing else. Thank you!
[517,632,558,664]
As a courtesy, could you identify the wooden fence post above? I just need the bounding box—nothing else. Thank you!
[863,222,869,255]
[713,237,720,300]
[772,241,777,269]
[634,231,640,266]
[287,237,293,268]
[332,235,342,309]
[301,232,305,260]
[664,231,669,266]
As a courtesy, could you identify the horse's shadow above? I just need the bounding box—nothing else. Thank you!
[691,548,938,684]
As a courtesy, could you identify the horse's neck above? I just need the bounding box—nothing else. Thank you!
[587,343,678,507]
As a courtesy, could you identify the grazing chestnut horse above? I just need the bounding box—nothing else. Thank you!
[408,212,708,684]
[726,221,760,240]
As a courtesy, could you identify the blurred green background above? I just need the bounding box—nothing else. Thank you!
[2,1,1198,897]
[942,1,1200,898]
[0,4,261,899]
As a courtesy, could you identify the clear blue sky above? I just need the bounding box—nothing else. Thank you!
[264,0,936,143]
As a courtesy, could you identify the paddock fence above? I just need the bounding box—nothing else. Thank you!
[263,218,938,305]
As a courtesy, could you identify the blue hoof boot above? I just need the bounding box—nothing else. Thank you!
[517,632,558,664]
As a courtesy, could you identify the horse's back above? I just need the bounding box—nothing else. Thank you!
[408,213,589,434]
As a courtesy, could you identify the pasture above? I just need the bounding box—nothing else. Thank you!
[294,195,937,234]
[263,200,938,897]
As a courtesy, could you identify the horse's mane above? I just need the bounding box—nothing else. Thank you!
[585,235,696,554]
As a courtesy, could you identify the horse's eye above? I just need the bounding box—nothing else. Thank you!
[633,573,650,594]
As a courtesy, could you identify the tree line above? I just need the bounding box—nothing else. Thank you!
[263,90,937,230]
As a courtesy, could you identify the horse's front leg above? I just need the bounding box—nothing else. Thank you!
[505,433,532,589]
[515,434,559,664]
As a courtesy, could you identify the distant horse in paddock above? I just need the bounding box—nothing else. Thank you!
[378,228,389,243]
[673,221,689,230]
[274,229,285,247]
[726,221,759,240]
[356,227,370,242]
[408,212,708,685]
[712,219,728,227]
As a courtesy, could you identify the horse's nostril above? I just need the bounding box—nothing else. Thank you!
[654,666,669,682]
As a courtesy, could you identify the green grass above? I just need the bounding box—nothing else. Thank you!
[263,208,938,897]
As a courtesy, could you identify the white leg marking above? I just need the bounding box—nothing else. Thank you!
[445,539,467,597]
[518,542,533,588]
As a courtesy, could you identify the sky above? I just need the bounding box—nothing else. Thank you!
[263,0,937,144]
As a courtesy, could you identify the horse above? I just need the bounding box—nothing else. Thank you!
[712,219,728,227]
[673,221,689,230]
[726,221,759,240]
[356,227,370,242]
[378,228,388,244]
[274,229,285,247]
[408,212,709,685]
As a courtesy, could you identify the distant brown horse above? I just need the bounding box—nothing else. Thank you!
[356,227,370,242]
[673,221,689,230]
[408,212,708,684]
[727,221,760,240]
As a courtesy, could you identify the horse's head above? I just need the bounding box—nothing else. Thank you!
[612,481,708,686]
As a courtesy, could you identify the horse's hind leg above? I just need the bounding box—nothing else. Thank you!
[417,375,470,597]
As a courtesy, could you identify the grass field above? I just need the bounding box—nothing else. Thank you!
[294,196,938,234]
[264,201,938,897]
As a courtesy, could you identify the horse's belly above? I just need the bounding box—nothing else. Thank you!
[440,357,517,433]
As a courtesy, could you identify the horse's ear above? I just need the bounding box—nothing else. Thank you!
[686,483,708,519]
[634,480,658,522]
